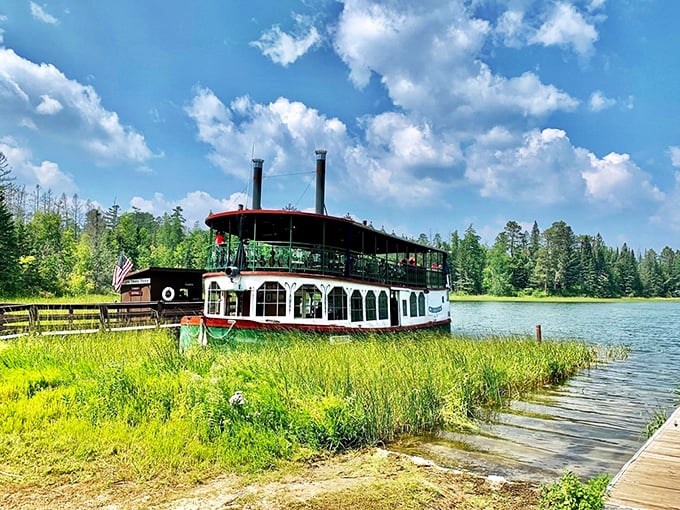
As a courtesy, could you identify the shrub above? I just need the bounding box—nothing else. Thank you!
[539,471,609,510]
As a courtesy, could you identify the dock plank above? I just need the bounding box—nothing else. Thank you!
[607,406,680,510]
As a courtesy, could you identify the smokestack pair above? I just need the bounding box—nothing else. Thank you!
[250,150,327,215]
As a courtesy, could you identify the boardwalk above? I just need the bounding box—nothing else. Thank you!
[607,406,680,510]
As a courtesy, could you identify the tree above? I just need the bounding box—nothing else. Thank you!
[614,244,642,297]
[639,249,664,297]
[456,225,485,294]
[483,233,513,296]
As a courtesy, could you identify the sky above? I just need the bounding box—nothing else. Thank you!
[0,0,679,252]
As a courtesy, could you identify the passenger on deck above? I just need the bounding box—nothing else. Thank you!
[215,231,225,246]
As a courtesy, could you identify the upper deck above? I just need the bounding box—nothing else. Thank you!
[205,209,449,289]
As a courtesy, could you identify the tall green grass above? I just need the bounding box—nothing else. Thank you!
[0,330,596,484]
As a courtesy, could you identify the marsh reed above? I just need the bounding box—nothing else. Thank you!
[0,330,595,483]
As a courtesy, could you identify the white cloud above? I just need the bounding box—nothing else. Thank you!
[334,0,578,122]
[465,128,585,205]
[669,146,680,168]
[650,171,680,233]
[186,87,460,209]
[185,87,348,181]
[130,191,247,227]
[36,94,63,115]
[0,136,75,193]
[465,127,662,210]
[250,14,321,66]
[0,48,153,164]
[589,90,616,111]
[582,152,664,207]
[495,10,525,48]
[30,2,59,25]
[531,2,598,56]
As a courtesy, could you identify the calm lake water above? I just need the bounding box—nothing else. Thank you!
[394,301,680,482]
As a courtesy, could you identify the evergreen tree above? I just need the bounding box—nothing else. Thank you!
[0,152,20,297]
[639,249,664,297]
[483,232,513,296]
[456,225,485,294]
[614,244,642,297]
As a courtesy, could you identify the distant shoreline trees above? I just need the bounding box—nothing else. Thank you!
[0,151,678,299]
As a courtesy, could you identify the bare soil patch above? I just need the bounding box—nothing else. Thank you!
[0,449,541,509]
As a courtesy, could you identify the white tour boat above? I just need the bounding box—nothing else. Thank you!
[180,150,451,346]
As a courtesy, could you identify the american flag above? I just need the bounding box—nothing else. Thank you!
[112,254,133,292]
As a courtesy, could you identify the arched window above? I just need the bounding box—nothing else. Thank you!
[328,287,347,321]
[294,284,322,319]
[366,291,377,321]
[255,281,286,317]
[409,292,418,317]
[350,290,363,322]
[378,291,388,320]
[418,292,426,316]
[207,281,221,315]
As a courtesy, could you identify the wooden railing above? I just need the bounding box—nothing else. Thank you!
[0,301,203,339]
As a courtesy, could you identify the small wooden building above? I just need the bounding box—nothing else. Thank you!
[120,267,204,302]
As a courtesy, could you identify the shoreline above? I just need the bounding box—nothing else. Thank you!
[449,294,680,303]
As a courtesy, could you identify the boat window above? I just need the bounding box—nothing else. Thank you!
[366,291,377,321]
[350,290,363,322]
[378,291,388,320]
[294,284,323,319]
[418,292,426,316]
[255,281,287,317]
[207,281,221,315]
[328,287,347,321]
[409,293,418,317]
[402,300,408,317]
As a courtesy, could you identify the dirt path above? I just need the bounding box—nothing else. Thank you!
[0,449,541,509]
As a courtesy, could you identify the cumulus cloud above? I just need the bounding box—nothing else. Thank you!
[531,2,598,56]
[582,152,664,207]
[334,0,577,122]
[669,146,680,167]
[185,86,348,181]
[250,14,321,66]
[36,94,63,114]
[465,128,662,209]
[0,136,76,193]
[130,190,248,227]
[186,87,460,208]
[589,90,616,111]
[650,171,680,233]
[0,48,153,164]
[495,9,525,48]
[30,2,59,25]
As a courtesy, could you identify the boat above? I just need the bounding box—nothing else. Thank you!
[179,150,451,347]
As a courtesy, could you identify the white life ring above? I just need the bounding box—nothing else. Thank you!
[161,286,175,301]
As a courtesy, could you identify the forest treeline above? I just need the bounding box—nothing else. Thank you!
[1,152,679,298]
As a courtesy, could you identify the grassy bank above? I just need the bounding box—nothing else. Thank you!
[0,330,595,487]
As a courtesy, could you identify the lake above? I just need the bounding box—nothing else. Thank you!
[394,301,680,482]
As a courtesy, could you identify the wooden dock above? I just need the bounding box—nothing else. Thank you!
[606,406,680,510]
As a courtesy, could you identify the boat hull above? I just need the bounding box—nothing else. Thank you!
[179,315,451,349]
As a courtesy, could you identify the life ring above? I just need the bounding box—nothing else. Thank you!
[161,286,175,301]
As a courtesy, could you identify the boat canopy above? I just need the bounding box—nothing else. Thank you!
[205,209,448,289]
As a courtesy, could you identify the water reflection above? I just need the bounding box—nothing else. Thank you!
[393,301,680,481]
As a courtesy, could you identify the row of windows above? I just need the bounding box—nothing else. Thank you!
[208,281,426,322]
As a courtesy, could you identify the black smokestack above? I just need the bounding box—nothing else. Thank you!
[315,150,327,215]
[252,158,263,210]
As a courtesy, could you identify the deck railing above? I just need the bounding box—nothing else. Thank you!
[0,301,203,339]
[206,241,446,288]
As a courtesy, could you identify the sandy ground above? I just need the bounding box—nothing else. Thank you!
[0,449,541,510]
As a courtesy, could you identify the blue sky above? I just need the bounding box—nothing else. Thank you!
[1,0,679,251]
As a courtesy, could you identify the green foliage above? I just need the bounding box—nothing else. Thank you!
[644,408,668,439]
[0,331,597,483]
[539,471,610,510]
